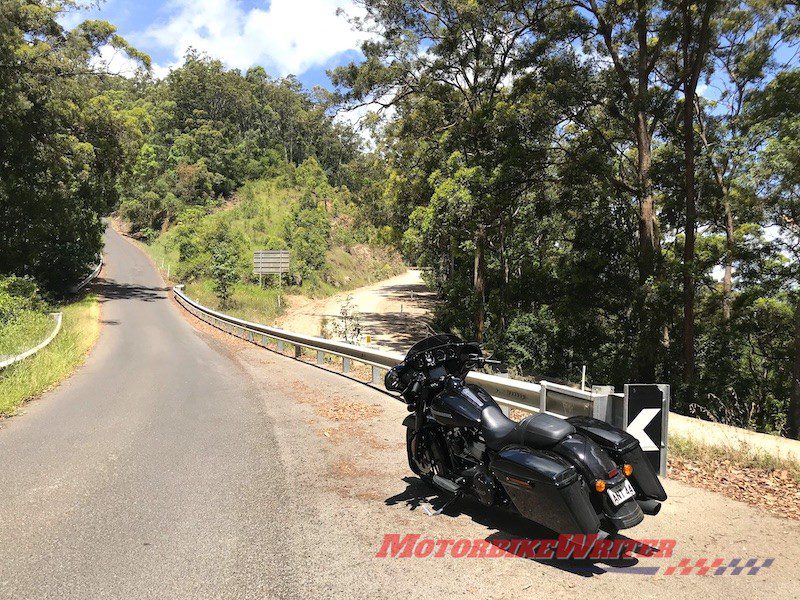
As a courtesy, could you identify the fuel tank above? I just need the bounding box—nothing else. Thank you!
[430,381,500,428]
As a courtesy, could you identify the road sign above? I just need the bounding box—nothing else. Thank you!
[253,250,290,275]
[624,384,669,476]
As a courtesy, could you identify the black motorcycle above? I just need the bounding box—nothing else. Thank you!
[385,334,667,534]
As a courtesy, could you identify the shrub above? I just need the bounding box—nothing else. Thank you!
[0,277,42,324]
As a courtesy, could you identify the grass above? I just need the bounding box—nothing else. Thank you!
[0,294,101,416]
[0,311,54,358]
[669,432,800,482]
[184,279,285,325]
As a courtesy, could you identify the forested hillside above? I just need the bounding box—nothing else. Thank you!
[108,51,403,319]
[331,0,800,436]
[147,171,403,322]
[2,0,799,437]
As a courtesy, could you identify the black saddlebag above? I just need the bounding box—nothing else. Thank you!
[567,416,667,502]
[490,445,600,534]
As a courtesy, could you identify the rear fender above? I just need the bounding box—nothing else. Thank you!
[550,433,618,483]
[551,433,646,530]
[567,416,667,502]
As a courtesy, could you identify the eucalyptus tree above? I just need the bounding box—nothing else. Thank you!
[696,1,798,321]
[572,0,684,380]
[0,0,149,293]
[748,69,800,437]
[333,0,576,341]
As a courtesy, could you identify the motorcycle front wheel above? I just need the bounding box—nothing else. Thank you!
[405,425,435,485]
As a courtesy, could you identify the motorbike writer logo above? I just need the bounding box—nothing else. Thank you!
[376,534,775,576]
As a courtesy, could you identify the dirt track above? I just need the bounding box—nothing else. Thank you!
[276,269,436,352]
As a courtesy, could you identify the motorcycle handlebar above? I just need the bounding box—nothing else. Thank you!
[466,355,501,367]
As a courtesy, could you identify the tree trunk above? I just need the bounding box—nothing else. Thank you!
[636,112,657,282]
[474,227,487,343]
[789,307,800,439]
[682,94,697,393]
[681,0,697,397]
[499,218,509,330]
[722,195,734,321]
[635,110,659,382]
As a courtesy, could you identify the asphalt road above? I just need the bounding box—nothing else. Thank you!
[0,228,299,598]
[1,227,799,599]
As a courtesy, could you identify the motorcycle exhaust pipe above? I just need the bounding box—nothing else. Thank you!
[637,499,661,515]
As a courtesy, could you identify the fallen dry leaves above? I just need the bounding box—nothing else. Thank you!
[315,400,382,422]
[668,454,800,520]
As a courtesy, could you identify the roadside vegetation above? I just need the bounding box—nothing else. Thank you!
[0,277,53,358]
[144,167,404,324]
[0,278,101,416]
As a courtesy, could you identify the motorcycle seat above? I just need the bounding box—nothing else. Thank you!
[481,406,576,450]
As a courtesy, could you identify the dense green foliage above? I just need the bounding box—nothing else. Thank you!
[0,276,52,357]
[0,0,148,292]
[116,52,368,238]
[333,0,800,436]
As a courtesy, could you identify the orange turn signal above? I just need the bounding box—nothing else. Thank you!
[594,479,606,493]
[623,464,634,476]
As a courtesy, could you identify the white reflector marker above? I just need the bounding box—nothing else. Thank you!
[627,408,660,451]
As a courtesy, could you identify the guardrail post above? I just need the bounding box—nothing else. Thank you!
[372,366,382,385]
[343,357,351,373]
[277,340,284,352]
[591,385,613,422]
[294,345,302,358]
[539,382,548,414]
[317,350,324,365]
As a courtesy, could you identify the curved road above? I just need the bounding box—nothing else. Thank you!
[0,228,295,598]
[2,227,800,599]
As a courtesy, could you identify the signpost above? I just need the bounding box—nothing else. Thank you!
[624,384,670,476]
[253,250,290,306]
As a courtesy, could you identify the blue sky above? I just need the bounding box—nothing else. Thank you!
[60,0,368,89]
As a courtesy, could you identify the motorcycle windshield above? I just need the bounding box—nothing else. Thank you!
[405,334,464,360]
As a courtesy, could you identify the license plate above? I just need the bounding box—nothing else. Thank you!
[607,479,636,506]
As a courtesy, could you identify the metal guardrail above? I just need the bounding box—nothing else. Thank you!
[172,285,624,424]
[0,312,63,371]
[71,255,103,294]
[172,285,673,475]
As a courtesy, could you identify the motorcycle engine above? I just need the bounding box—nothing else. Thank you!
[472,466,497,506]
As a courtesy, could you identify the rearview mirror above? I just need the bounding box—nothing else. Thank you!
[385,366,402,391]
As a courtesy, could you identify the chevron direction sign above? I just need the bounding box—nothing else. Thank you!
[624,384,670,476]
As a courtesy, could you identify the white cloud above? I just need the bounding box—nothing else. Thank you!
[91,44,148,77]
[144,0,368,77]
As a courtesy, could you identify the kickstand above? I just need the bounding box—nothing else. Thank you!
[422,493,461,517]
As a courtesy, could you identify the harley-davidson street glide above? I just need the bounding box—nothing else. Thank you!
[385,334,667,534]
